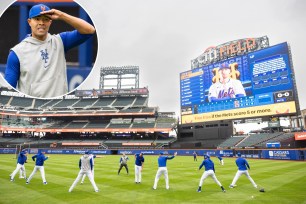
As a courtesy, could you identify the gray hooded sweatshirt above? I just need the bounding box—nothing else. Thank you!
[12,33,68,98]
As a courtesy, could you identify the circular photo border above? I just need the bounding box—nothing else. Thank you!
[0,0,98,99]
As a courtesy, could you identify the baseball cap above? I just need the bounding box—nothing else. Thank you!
[204,154,210,159]
[237,152,241,157]
[29,4,51,19]
[84,151,90,154]
[159,152,164,155]
[219,62,230,70]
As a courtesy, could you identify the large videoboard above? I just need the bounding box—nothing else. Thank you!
[180,42,297,124]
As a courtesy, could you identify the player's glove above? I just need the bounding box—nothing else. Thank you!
[259,188,265,192]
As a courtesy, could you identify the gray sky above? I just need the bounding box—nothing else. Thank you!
[1,0,306,117]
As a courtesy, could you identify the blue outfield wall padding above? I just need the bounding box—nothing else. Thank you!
[1,148,305,161]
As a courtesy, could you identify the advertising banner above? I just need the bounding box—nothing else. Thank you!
[261,150,299,160]
[295,132,306,141]
[266,142,281,148]
[182,101,296,124]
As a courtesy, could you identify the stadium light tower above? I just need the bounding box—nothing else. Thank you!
[99,66,139,89]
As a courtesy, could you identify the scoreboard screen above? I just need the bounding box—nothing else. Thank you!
[180,42,297,124]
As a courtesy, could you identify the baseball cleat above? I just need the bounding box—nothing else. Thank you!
[43,182,48,185]
[95,190,99,192]
[26,182,29,184]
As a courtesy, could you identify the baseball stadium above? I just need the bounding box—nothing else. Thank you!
[1,1,306,204]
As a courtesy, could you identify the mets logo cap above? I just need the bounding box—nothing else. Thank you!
[29,4,51,19]
[219,62,230,70]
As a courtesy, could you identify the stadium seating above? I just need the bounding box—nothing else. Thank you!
[0,95,12,106]
[63,121,89,129]
[33,98,51,108]
[256,133,295,147]
[131,122,155,128]
[53,99,80,108]
[92,98,116,107]
[141,107,156,113]
[217,136,246,148]
[133,96,148,107]
[119,108,142,113]
[155,118,176,128]
[10,97,33,108]
[112,97,136,107]
[236,133,282,147]
[72,98,99,108]
[0,89,176,150]
[40,99,62,108]
[84,120,110,128]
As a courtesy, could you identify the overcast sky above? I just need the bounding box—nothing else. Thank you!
[1,0,306,118]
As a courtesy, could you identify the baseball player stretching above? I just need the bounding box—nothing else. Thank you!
[229,152,257,189]
[193,151,198,161]
[5,3,95,98]
[80,152,101,184]
[134,153,144,184]
[26,151,48,185]
[197,155,226,193]
[208,62,246,102]
[153,152,177,190]
[217,155,224,165]
[118,153,129,175]
[69,151,99,192]
[10,149,28,181]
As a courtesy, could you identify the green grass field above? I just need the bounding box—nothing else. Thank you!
[0,154,306,204]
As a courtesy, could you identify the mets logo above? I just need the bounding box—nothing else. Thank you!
[40,5,46,12]
[218,87,235,98]
[40,49,49,67]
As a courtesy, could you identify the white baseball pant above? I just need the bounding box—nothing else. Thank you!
[81,166,94,183]
[69,170,98,192]
[230,170,257,188]
[153,167,169,189]
[135,165,142,183]
[10,163,26,179]
[199,170,222,187]
[27,166,46,183]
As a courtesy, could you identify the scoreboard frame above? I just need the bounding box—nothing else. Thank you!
[180,41,300,124]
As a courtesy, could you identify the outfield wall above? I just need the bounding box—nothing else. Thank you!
[0,148,305,161]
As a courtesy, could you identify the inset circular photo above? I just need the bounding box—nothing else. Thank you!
[0,0,98,98]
